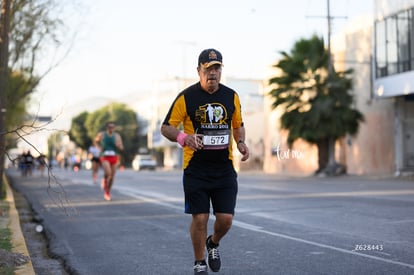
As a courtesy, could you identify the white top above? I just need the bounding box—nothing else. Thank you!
[89,146,101,157]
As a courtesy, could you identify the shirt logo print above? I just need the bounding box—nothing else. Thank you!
[195,103,228,128]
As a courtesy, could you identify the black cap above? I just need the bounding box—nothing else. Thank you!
[198,49,223,68]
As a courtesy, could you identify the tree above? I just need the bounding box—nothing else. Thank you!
[68,111,90,150]
[268,35,364,175]
[68,102,140,167]
[1,0,78,194]
[6,71,36,126]
[0,0,13,197]
[5,0,69,124]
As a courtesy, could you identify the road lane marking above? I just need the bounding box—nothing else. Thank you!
[116,187,414,270]
[116,186,183,211]
[384,219,414,224]
[231,218,414,270]
[238,190,414,200]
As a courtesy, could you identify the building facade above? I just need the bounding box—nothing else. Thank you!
[334,15,396,175]
[373,0,414,175]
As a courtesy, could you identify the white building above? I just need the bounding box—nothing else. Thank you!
[372,0,414,175]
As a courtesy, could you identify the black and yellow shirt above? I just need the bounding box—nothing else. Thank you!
[163,82,244,173]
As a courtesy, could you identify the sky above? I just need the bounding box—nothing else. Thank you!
[32,0,374,116]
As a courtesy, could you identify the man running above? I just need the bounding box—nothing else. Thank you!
[94,121,124,201]
[161,48,250,274]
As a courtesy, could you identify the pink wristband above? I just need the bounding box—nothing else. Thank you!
[176,132,187,147]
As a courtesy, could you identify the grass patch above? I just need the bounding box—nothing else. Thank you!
[0,177,12,251]
[0,200,15,275]
[0,225,12,251]
[0,184,12,252]
[0,266,14,274]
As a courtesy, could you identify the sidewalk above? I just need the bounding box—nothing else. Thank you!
[1,174,35,275]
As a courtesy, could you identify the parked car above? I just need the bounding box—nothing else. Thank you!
[132,155,157,171]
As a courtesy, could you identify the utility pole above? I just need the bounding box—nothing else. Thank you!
[325,0,350,175]
[326,0,334,74]
[308,0,347,175]
[306,0,346,73]
[0,0,12,195]
[325,0,338,173]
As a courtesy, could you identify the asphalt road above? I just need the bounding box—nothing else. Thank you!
[7,168,414,275]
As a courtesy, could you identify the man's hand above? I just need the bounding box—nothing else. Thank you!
[237,142,249,161]
[186,134,204,151]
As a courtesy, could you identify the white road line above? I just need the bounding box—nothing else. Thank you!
[384,219,414,224]
[116,186,183,211]
[115,186,414,270]
[232,221,414,269]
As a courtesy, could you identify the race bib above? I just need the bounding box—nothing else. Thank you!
[202,130,230,150]
[103,150,116,156]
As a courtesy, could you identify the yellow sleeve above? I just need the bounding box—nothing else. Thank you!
[232,93,243,128]
[165,94,187,128]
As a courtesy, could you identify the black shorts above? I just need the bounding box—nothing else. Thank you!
[91,156,100,163]
[183,169,238,215]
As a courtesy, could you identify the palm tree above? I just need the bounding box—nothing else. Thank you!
[268,35,364,175]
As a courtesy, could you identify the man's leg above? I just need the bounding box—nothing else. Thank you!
[92,161,98,183]
[101,161,111,185]
[101,160,112,200]
[206,212,233,272]
[190,213,209,261]
[107,164,117,191]
[211,213,233,244]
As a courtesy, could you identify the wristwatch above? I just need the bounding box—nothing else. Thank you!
[237,140,245,145]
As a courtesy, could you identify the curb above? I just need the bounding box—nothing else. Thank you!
[4,175,35,275]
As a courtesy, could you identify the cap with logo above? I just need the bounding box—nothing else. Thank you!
[198,49,223,68]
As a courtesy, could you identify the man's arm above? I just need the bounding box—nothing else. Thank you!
[94,132,103,147]
[116,133,124,151]
[233,126,245,144]
[161,124,181,142]
[233,126,249,161]
[161,124,203,151]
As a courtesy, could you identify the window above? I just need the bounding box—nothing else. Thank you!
[411,10,414,70]
[375,8,414,78]
[387,16,398,75]
[397,10,411,72]
[376,20,387,77]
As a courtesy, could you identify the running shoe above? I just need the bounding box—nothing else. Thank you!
[206,235,221,272]
[104,190,111,201]
[193,262,208,274]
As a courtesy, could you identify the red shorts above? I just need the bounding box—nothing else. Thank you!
[100,155,118,166]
